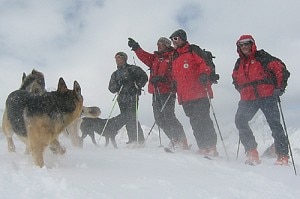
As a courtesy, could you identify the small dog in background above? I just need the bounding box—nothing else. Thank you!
[65,106,101,148]
[80,114,125,148]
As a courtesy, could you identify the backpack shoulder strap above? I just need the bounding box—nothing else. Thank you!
[256,49,290,90]
[189,44,212,58]
[189,44,219,83]
[255,49,278,69]
[234,58,241,71]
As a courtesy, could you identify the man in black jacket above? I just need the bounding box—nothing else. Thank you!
[109,52,148,145]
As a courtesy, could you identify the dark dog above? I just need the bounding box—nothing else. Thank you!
[2,78,83,167]
[65,106,101,148]
[21,69,46,94]
[80,114,125,148]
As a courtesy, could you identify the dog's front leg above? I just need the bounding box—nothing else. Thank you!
[90,132,98,146]
[2,113,16,152]
[30,142,47,167]
[49,139,66,155]
[6,137,16,152]
[110,136,118,149]
[104,136,109,147]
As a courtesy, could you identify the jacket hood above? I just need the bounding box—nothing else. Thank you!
[236,35,257,58]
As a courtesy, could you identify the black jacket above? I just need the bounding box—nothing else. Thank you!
[109,64,148,103]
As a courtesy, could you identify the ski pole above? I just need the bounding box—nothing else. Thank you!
[155,86,164,146]
[158,126,163,147]
[277,97,297,175]
[236,138,241,160]
[205,87,229,161]
[133,56,137,65]
[97,85,123,144]
[143,92,173,143]
[136,93,139,144]
[144,87,162,144]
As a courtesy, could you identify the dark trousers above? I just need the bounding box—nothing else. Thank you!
[152,93,186,142]
[118,96,144,143]
[182,98,217,149]
[235,97,288,155]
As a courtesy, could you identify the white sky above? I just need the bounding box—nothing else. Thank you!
[1,0,300,129]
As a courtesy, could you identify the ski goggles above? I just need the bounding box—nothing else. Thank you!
[238,42,251,47]
[238,38,254,47]
[171,36,179,41]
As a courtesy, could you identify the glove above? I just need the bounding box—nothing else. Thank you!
[170,81,177,92]
[128,38,140,51]
[150,76,167,85]
[199,73,208,86]
[233,81,241,92]
[273,88,284,97]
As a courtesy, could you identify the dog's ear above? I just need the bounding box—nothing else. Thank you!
[32,69,38,74]
[57,77,68,92]
[73,81,81,95]
[22,72,26,82]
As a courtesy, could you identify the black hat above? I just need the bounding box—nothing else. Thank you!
[115,52,128,61]
[170,29,187,41]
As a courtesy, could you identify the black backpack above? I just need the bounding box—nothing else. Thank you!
[189,44,220,84]
[234,49,290,91]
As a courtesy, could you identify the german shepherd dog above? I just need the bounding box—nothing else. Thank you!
[2,69,46,153]
[2,77,83,167]
[21,69,46,94]
[80,114,125,148]
[19,70,100,149]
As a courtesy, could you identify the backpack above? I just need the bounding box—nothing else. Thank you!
[189,44,220,84]
[234,49,290,91]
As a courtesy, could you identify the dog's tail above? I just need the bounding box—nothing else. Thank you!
[81,106,101,118]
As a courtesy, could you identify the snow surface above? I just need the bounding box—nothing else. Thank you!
[1,115,300,199]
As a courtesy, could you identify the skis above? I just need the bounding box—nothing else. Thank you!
[164,146,213,160]
[203,156,212,160]
[164,144,192,153]
[164,147,174,153]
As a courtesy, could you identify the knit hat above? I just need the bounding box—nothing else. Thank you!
[169,29,187,41]
[115,52,128,61]
[157,37,171,48]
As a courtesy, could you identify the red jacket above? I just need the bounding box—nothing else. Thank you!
[134,47,173,94]
[172,42,213,104]
[232,35,284,101]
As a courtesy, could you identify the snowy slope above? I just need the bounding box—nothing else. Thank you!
[0,121,300,199]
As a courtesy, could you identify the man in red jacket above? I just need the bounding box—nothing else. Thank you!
[232,35,289,165]
[128,37,188,149]
[169,29,218,156]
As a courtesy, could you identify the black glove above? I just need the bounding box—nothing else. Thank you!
[150,76,167,85]
[233,81,241,92]
[170,81,177,92]
[199,73,208,86]
[128,38,140,51]
[273,88,284,97]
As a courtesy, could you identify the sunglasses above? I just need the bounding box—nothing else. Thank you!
[238,42,251,47]
[171,36,179,41]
